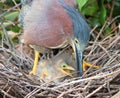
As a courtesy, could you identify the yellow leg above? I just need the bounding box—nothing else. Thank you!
[29,50,40,76]
[83,60,100,71]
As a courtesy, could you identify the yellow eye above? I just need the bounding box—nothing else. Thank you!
[74,39,79,44]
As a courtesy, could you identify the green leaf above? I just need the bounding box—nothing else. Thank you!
[81,0,99,16]
[113,1,120,19]
[89,18,101,26]
[7,25,20,32]
[105,27,112,34]
[99,0,107,25]
[77,0,89,11]
[4,11,19,21]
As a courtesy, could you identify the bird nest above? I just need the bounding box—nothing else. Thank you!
[0,24,120,98]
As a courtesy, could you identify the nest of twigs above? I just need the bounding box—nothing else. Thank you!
[0,22,120,98]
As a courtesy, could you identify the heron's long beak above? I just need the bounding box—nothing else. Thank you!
[74,43,83,76]
[75,47,83,76]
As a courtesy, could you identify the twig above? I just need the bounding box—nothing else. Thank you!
[0,89,15,98]
[109,0,115,21]
[12,0,21,11]
[107,15,120,28]
[85,83,106,98]
[0,3,21,18]
[87,21,107,57]
[1,23,15,50]
[53,69,120,89]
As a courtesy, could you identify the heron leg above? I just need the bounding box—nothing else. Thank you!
[29,50,40,75]
[83,60,100,71]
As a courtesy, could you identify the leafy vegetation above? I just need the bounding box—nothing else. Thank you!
[77,0,120,25]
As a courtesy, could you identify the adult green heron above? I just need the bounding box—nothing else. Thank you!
[20,0,99,76]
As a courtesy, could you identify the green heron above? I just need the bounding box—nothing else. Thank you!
[19,0,99,76]
[36,50,76,81]
[36,49,98,81]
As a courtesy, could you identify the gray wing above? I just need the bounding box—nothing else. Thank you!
[19,0,32,28]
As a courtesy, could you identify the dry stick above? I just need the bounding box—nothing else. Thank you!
[1,9,28,67]
[83,80,92,91]
[102,62,120,75]
[3,79,9,90]
[84,44,98,59]
[90,25,99,39]
[2,47,23,66]
[109,0,115,21]
[80,81,92,97]
[1,43,33,68]
[90,25,99,34]
[102,34,112,42]
[36,88,61,97]
[91,35,119,66]
[1,28,4,48]
[107,15,120,28]
[1,23,13,49]
[53,69,120,89]
[5,86,13,98]
[85,83,106,98]
[93,52,106,66]
[84,29,116,74]
[58,82,90,97]
[57,87,84,98]
[84,25,98,59]
[24,87,38,98]
[109,26,118,35]
[104,55,118,68]
[0,89,15,98]
[24,79,57,98]
[0,21,19,30]
[25,87,61,98]
[85,73,119,98]
[84,23,115,75]
[87,21,107,58]
[84,25,98,49]
[57,88,76,98]
[20,42,24,68]
[83,45,100,76]
[98,44,111,58]
[25,76,77,98]
[24,68,85,98]
[86,70,119,98]
[12,0,21,11]
[36,91,51,97]
[107,36,120,49]
[58,72,117,98]
[106,82,112,97]
[107,64,120,74]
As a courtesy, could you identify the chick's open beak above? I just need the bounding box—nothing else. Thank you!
[59,65,75,77]
[62,65,75,71]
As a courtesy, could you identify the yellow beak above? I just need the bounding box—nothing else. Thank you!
[59,65,75,77]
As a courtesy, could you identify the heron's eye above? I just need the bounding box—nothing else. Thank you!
[74,39,79,44]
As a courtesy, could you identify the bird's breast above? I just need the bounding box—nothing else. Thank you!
[22,0,74,49]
